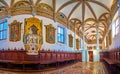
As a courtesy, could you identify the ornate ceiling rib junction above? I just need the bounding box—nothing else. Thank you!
[0,0,118,44]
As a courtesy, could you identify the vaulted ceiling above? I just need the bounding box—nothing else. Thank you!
[0,0,118,44]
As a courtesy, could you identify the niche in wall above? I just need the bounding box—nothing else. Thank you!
[23,17,43,55]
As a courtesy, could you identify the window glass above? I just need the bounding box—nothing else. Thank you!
[3,22,7,30]
[60,28,64,34]
[3,30,7,39]
[58,27,61,33]
[57,26,65,43]
[0,20,7,40]
[0,32,2,39]
[116,27,119,35]
[57,34,60,42]
[112,22,115,38]
[0,23,3,30]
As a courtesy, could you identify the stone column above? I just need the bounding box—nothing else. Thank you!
[74,27,76,51]
[96,22,100,50]
[95,22,100,62]
[82,23,85,50]
[81,23,87,62]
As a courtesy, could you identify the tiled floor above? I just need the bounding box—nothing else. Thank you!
[0,62,108,74]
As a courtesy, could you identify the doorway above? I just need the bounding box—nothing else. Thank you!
[88,51,93,62]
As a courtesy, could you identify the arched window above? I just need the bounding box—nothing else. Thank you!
[0,19,7,40]
[112,11,119,38]
[115,18,119,35]
[57,26,65,44]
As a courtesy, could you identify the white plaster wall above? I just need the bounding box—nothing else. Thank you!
[0,14,82,52]
[109,17,120,50]
[109,32,120,50]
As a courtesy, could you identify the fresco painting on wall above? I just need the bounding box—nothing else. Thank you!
[45,24,56,44]
[76,39,80,50]
[23,17,43,55]
[68,34,73,47]
[9,20,22,42]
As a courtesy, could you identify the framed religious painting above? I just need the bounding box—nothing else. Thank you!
[76,39,80,50]
[9,20,22,42]
[45,24,56,44]
[68,34,73,47]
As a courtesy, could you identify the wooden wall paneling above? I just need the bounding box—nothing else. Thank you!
[11,51,18,62]
[0,50,3,61]
[51,52,56,63]
[1,50,5,60]
[45,52,51,64]
[77,53,82,61]
[18,51,25,62]
[5,50,11,61]
[61,53,64,62]
[57,52,61,62]
[40,52,46,64]
[0,50,83,66]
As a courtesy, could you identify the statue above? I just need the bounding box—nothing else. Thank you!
[26,25,40,55]
[23,17,43,55]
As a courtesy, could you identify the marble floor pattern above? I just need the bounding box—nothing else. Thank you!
[0,62,108,74]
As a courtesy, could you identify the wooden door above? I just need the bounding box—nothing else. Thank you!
[88,51,93,62]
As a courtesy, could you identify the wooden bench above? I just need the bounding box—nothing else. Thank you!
[0,49,82,70]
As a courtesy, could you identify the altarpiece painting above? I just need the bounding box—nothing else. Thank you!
[45,24,56,44]
[23,17,43,55]
[9,20,22,42]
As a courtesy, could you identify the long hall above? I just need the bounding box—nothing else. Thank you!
[0,0,119,74]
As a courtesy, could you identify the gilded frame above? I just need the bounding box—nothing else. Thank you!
[23,17,43,55]
[45,24,56,44]
[9,20,22,42]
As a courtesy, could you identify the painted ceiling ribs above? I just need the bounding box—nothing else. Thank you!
[10,0,14,6]
[57,0,77,12]
[53,0,56,20]
[0,0,9,7]
[85,1,97,20]
[35,0,41,6]
[68,1,82,19]
[82,2,85,21]
[88,0,110,12]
